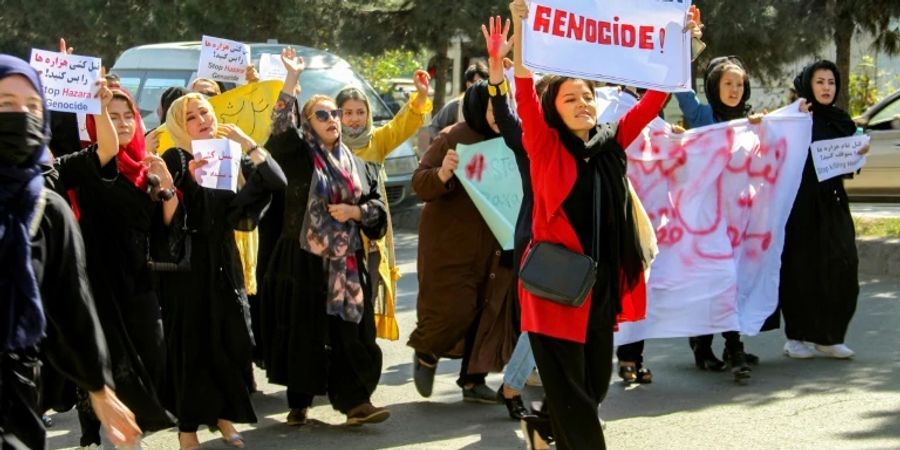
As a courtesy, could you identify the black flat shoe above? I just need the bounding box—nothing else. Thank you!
[723,347,760,366]
[723,348,752,381]
[462,384,499,404]
[497,385,529,420]
[619,361,653,384]
[413,353,437,398]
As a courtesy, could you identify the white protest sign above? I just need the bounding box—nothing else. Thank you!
[29,49,101,114]
[810,135,869,182]
[197,35,251,85]
[522,0,692,92]
[258,53,288,81]
[191,139,242,192]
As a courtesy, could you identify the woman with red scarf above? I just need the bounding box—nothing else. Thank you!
[54,87,178,447]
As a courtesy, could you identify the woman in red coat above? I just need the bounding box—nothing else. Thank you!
[509,1,667,448]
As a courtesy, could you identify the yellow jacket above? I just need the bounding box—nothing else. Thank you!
[353,92,432,340]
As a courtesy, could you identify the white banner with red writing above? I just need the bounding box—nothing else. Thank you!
[521,0,692,92]
[613,101,812,345]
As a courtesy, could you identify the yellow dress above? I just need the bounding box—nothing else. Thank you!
[352,92,432,340]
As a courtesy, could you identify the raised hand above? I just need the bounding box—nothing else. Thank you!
[245,64,260,83]
[686,5,703,37]
[482,16,514,61]
[438,149,459,183]
[413,69,430,96]
[58,37,73,55]
[280,47,305,77]
[218,123,256,151]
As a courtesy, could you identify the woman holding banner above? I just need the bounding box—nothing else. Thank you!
[155,93,287,449]
[335,70,433,342]
[673,52,763,381]
[260,49,391,427]
[55,84,177,446]
[776,61,863,360]
[408,77,516,405]
[509,0,667,446]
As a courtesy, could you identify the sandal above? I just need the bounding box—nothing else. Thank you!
[619,361,653,384]
[221,433,245,448]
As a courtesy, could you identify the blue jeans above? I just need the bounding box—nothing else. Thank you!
[503,332,536,391]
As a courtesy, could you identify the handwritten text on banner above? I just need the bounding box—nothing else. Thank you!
[30,49,102,114]
[191,138,242,192]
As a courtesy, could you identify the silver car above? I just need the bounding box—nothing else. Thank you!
[846,90,900,199]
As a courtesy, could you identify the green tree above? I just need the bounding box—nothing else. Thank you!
[346,49,427,94]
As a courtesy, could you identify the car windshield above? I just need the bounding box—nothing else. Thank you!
[870,95,900,127]
[113,67,392,130]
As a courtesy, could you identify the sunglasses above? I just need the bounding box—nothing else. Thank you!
[311,109,343,122]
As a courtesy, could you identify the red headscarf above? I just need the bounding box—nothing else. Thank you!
[84,88,148,189]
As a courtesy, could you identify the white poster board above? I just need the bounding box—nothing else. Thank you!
[197,35,251,85]
[521,0,692,92]
[29,49,102,114]
[191,138,242,192]
[258,53,288,81]
[810,135,869,182]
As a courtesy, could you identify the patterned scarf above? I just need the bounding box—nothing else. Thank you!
[299,124,365,323]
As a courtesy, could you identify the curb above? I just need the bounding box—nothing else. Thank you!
[857,237,900,277]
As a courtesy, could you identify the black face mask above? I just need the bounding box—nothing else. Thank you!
[0,111,44,167]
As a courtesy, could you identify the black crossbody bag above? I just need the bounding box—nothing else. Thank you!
[519,171,601,307]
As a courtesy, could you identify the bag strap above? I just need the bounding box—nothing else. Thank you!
[592,167,601,264]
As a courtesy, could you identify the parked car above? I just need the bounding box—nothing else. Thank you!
[111,41,418,208]
[846,90,900,199]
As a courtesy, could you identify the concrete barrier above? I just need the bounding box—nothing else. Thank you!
[857,237,900,277]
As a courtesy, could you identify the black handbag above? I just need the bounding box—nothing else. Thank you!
[519,171,601,307]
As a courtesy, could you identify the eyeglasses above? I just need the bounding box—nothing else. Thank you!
[311,109,343,122]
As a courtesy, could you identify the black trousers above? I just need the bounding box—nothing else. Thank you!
[0,351,44,450]
[691,331,743,351]
[616,340,645,363]
[529,326,613,450]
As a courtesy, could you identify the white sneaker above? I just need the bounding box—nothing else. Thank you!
[784,340,815,359]
[526,369,543,387]
[814,343,855,359]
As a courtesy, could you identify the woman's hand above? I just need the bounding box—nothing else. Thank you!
[748,110,768,125]
[280,47,305,96]
[328,204,362,223]
[510,0,529,21]
[143,155,175,191]
[245,64,260,83]
[858,143,870,156]
[438,149,459,183]
[96,79,112,114]
[510,0,532,78]
[798,98,812,113]
[686,5,703,38]
[145,129,160,155]
[413,69,431,109]
[188,158,209,183]
[219,123,256,151]
[58,37,73,55]
[88,386,141,448]
[482,16,515,85]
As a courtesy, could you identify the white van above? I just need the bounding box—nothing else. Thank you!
[111,41,419,207]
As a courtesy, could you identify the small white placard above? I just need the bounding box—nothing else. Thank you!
[29,49,102,114]
[191,138,242,192]
[258,53,288,81]
[810,135,869,182]
[197,35,251,85]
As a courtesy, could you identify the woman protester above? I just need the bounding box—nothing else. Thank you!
[55,81,177,447]
[777,61,864,360]
[260,49,390,426]
[509,0,666,447]
[672,10,764,380]
[479,17,541,420]
[157,93,287,449]
[335,60,433,341]
[0,54,141,450]
[408,73,518,402]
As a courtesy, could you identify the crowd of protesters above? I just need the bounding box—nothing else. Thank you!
[0,1,867,449]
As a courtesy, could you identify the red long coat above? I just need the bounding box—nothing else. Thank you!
[514,77,666,343]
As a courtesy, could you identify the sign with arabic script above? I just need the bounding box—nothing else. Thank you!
[810,134,870,182]
[191,138,242,192]
[29,49,102,114]
[197,35,251,85]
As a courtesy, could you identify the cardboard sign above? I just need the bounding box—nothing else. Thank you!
[810,135,869,182]
[258,53,288,81]
[29,49,101,114]
[521,0,692,92]
[454,138,523,250]
[197,35,251,85]
[191,138,242,192]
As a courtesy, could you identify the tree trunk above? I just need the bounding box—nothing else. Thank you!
[833,9,853,111]
[430,40,451,112]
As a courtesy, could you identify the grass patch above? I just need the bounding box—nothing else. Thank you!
[853,217,900,238]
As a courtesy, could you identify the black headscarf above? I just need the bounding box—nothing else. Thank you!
[704,56,752,123]
[540,75,644,294]
[462,80,500,139]
[0,54,51,351]
[793,60,856,141]
[159,86,190,124]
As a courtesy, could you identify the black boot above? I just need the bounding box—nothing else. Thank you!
[723,346,752,381]
[690,336,726,371]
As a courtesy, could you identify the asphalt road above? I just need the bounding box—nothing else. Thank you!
[850,202,900,219]
[47,230,900,449]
